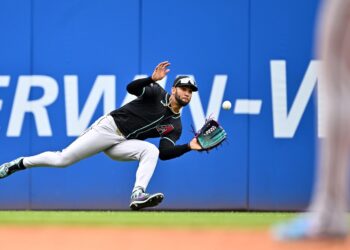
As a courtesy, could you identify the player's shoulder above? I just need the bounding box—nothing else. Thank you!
[150,82,167,92]
[141,82,166,100]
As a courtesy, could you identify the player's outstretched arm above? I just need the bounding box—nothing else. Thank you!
[126,61,171,96]
[126,77,154,96]
[158,137,191,160]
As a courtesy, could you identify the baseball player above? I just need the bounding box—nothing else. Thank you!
[0,61,203,210]
[274,0,350,239]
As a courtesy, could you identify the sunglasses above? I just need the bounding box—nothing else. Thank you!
[175,77,197,87]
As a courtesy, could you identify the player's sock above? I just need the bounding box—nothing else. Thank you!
[18,158,26,169]
[132,186,145,195]
[8,158,26,172]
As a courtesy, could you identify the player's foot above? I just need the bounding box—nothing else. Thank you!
[129,188,164,211]
[0,157,25,179]
[271,215,348,241]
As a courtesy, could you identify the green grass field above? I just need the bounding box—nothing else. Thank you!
[0,211,296,229]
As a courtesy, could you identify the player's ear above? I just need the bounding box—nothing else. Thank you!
[171,87,176,95]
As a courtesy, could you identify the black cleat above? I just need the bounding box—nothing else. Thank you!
[0,157,25,179]
[129,192,164,211]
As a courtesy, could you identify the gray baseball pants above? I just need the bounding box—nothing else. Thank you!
[23,115,159,193]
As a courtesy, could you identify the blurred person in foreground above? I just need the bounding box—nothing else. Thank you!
[273,0,350,240]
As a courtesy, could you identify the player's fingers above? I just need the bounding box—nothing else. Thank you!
[155,61,166,70]
[159,61,169,68]
[161,62,171,70]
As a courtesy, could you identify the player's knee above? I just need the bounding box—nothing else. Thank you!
[144,144,159,159]
[54,152,75,167]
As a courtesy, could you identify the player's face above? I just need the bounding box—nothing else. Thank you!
[174,86,193,106]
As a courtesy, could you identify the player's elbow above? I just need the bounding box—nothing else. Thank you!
[126,83,133,94]
[159,151,172,161]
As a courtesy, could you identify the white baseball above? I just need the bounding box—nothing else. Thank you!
[222,100,232,110]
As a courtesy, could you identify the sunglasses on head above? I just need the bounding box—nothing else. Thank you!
[175,77,196,86]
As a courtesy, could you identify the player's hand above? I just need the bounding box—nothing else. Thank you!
[151,61,171,81]
[189,137,202,151]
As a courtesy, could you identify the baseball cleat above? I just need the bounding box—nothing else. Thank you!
[129,191,164,211]
[272,216,313,241]
[271,215,348,241]
[0,157,25,179]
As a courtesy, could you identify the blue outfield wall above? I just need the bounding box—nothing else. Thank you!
[0,0,326,210]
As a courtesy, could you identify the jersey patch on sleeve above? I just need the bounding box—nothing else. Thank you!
[156,124,174,136]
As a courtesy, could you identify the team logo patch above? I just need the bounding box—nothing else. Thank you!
[156,124,174,136]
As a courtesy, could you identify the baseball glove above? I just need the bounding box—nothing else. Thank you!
[195,118,227,151]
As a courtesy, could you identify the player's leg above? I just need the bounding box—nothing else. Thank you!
[272,0,350,240]
[272,86,350,238]
[308,97,350,236]
[0,115,122,178]
[308,0,350,234]
[105,139,160,190]
[104,139,163,210]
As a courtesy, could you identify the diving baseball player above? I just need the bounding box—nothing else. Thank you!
[0,61,203,210]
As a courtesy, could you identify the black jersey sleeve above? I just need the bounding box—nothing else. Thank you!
[126,77,163,99]
[126,77,154,96]
[158,127,191,160]
[158,138,191,160]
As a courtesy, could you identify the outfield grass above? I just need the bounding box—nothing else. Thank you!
[0,211,296,229]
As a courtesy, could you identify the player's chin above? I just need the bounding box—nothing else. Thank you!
[179,99,190,107]
[175,95,190,107]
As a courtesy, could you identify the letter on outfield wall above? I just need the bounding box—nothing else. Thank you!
[189,75,228,130]
[271,60,320,138]
[0,76,10,112]
[64,75,116,136]
[7,75,59,137]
